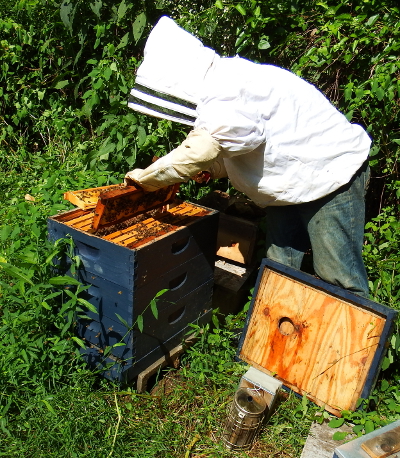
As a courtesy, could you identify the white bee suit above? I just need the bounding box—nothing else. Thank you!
[127,16,371,206]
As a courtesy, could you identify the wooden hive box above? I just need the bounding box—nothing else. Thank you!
[48,200,218,383]
[237,259,398,416]
[216,213,259,265]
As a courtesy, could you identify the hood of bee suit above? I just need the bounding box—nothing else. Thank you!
[128,16,217,126]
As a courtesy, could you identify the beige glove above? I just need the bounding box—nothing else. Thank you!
[124,128,221,191]
[192,156,228,183]
[208,155,227,179]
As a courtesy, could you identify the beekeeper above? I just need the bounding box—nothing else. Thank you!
[125,16,371,298]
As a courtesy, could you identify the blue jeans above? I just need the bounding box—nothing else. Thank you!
[265,161,370,298]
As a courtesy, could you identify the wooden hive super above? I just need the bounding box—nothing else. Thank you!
[48,199,219,383]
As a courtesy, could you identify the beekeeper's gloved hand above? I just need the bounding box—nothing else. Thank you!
[124,128,221,191]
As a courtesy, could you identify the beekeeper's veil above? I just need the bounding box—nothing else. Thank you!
[128,16,217,126]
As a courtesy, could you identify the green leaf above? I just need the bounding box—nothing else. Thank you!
[117,0,128,21]
[60,0,73,32]
[235,31,246,49]
[355,88,364,98]
[0,262,34,285]
[117,32,129,50]
[366,14,379,26]
[60,321,71,337]
[369,145,379,157]
[103,67,112,81]
[21,349,29,364]
[381,379,389,391]
[365,420,375,434]
[18,313,33,323]
[71,337,86,349]
[258,38,271,50]
[375,87,385,101]
[212,313,220,329]
[133,12,146,43]
[0,225,12,242]
[137,314,144,333]
[31,224,40,238]
[49,276,81,286]
[90,0,102,18]
[235,4,246,15]
[344,53,352,64]
[115,313,129,329]
[332,431,348,441]
[77,298,98,314]
[150,299,158,319]
[381,356,390,371]
[387,399,400,412]
[137,126,147,146]
[55,80,69,89]
[215,0,223,9]
[329,417,345,428]
[41,301,52,310]
[344,86,352,101]
[356,398,365,408]
[41,399,55,414]
[393,333,400,352]
[155,289,169,298]
[93,78,103,90]
[353,424,364,434]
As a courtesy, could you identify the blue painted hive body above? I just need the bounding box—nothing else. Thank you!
[47,201,218,383]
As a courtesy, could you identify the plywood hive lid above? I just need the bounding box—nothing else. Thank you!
[237,259,398,417]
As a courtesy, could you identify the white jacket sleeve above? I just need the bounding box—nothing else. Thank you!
[195,95,267,156]
[125,128,221,191]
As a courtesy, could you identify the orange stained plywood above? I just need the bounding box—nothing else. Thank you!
[239,268,386,416]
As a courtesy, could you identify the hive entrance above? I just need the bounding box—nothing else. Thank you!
[278,317,295,336]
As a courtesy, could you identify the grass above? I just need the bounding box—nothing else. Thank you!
[0,362,314,458]
[0,144,313,456]
[1,142,399,458]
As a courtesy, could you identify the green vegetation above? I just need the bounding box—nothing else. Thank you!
[0,0,399,456]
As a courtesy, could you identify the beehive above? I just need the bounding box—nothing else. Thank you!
[48,200,218,383]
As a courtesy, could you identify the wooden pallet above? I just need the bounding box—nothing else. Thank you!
[136,334,197,393]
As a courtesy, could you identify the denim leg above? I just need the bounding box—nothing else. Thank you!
[265,162,370,298]
[299,163,370,297]
[265,205,310,270]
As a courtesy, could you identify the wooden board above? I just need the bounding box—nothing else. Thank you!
[92,183,180,230]
[238,259,398,416]
[64,184,126,209]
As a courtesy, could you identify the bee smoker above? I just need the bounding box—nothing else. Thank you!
[222,387,268,451]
